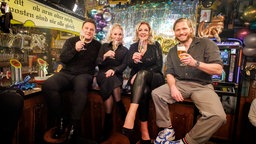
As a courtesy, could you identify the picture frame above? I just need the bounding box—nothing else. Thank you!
[109,0,128,5]
[221,96,237,114]
[85,0,97,11]
[200,9,212,23]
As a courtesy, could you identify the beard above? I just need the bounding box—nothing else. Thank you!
[176,33,193,43]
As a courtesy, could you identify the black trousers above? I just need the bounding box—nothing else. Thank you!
[42,72,93,122]
[0,90,24,144]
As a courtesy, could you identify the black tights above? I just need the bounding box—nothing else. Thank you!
[131,70,153,121]
[104,87,122,113]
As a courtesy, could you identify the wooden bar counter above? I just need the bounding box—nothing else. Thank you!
[12,88,47,144]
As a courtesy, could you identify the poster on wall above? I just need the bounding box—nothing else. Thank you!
[221,96,237,114]
[85,0,97,12]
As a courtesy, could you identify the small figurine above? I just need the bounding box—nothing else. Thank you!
[11,75,36,90]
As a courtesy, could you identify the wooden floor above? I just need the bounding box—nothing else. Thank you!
[101,132,130,144]
[99,132,231,144]
[44,132,231,144]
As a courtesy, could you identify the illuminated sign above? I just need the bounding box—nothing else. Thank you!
[7,0,83,33]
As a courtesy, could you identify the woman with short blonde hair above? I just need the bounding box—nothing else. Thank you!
[96,23,128,142]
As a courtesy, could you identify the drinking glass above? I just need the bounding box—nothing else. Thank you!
[79,31,87,50]
[112,40,118,51]
[110,40,118,59]
[137,40,144,63]
[177,44,187,66]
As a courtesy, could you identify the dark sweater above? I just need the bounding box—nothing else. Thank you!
[60,36,101,75]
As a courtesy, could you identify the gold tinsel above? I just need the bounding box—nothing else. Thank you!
[154,35,178,54]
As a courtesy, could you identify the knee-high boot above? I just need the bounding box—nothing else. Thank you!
[52,117,67,139]
[100,113,113,142]
[66,120,80,143]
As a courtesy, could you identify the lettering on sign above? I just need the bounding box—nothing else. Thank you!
[6,0,82,33]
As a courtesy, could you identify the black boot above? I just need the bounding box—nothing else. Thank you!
[116,101,127,121]
[66,125,76,143]
[122,127,136,144]
[65,120,79,144]
[99,113,113,142]
[52,117,66,139]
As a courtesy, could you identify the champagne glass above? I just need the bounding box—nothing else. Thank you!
[137,40,144,63]
[112,40,119,52]
[177,44,187,66]
[79,31,87,50]
[110,40,118,59]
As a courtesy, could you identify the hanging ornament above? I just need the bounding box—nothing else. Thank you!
[242,5,256,22]
[103,12,112,22]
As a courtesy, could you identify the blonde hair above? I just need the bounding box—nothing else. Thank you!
[103,23,124,43]
[173,18,195,38]
[133,21,154,44]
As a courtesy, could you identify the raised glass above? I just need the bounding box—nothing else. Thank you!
[79,31,87,50]
[137,40,144,63]
[177,44,187,66]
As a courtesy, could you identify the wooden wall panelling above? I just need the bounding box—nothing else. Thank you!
[169,102,195,140]
[81,91,105,140]
[13,93,47,144]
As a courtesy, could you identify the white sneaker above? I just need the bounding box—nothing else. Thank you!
[154,128,175,144]
[160,139,184,144]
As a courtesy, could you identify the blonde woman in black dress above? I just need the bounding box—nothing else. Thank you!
[96,23,128,142]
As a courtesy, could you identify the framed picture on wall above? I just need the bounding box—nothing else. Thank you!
[200,9,212,22]
[221,96,237,114]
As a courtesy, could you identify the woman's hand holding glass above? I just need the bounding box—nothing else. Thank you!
[109,40,119,59]
[104,50,116,60]
[133,52,143,64]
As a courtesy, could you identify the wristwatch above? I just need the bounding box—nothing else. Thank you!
[195,61,200,68]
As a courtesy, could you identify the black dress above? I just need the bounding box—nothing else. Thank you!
[96,42,128,101]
